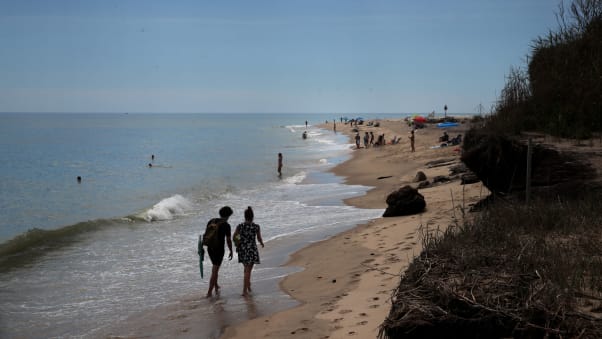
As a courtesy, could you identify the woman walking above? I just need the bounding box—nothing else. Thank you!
[233,206,264,297]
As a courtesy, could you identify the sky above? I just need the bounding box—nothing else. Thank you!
[0,0,562,114]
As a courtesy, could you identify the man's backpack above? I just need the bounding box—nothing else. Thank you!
[202,218,222,250]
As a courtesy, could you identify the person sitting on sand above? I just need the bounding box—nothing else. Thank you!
[233,206,264,297]
[439,132,449,143]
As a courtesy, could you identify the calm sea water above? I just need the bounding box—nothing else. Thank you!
[0,113,405,338]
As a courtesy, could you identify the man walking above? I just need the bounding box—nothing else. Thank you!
[201,206,234,297]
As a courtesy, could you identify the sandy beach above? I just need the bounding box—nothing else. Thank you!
[222,117,488,339]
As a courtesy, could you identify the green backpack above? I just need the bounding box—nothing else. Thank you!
[202,218,222,250]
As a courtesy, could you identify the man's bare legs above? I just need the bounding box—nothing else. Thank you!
[206,264,221,298]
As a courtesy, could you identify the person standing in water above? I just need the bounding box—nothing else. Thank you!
[233,206,264,297]
[277,153,283,177]
[201,206,234,298]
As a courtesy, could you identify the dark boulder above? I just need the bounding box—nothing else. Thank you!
[383,185,426,217]
[417,181,431,189]
[449,163,469,175]
[433,176,451,184]
[461,173,480,185]
[413,171,427,182]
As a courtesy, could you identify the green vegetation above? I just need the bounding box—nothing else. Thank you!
[487,0,601,139]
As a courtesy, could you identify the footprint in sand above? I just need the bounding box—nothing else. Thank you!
[290,327,309,335]
[339,309,353,314]
[369,304,380,309]
[359,312,368,317]
[357,321,369,326]
[348,331,357,335]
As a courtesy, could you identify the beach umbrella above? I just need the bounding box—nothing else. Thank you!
[413,116,426,123]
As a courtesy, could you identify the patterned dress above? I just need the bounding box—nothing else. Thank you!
[237,222,260,265]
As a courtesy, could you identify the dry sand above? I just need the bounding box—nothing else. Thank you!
[222,118,489,339]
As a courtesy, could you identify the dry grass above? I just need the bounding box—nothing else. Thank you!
[379,191,602,338]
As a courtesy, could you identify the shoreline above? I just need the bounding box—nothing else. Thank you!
[223,117,487,338]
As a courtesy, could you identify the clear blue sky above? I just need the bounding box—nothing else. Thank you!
[0,0,561,114]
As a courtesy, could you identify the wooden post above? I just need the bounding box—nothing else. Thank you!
[526,138,533,205]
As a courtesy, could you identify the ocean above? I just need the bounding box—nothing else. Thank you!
[0,113,402,338]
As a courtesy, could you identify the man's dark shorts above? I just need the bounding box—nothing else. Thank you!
[207,248,225,266]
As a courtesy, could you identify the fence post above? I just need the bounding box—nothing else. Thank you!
[526,138,533,205]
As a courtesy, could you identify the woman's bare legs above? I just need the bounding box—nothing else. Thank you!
[242,264,254,297]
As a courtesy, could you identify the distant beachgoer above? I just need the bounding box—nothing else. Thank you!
[355,132,361,149]
[370,131,374,146]
[77,176,82,183]
[364,132,369,148]
[409,130,415,152]
[439,132,449,143]
[277,153,283,177]
[148,163,152,167]
[233,206,264,297]
[151,154,155,161]
[305,120,308,128]
[333,121,336,133]
[201,206,234,298]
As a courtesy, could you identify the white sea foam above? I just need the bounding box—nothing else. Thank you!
[283,171,307,184]
[142,194,193,221]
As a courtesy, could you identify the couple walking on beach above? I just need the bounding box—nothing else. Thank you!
[199,206,265,298]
